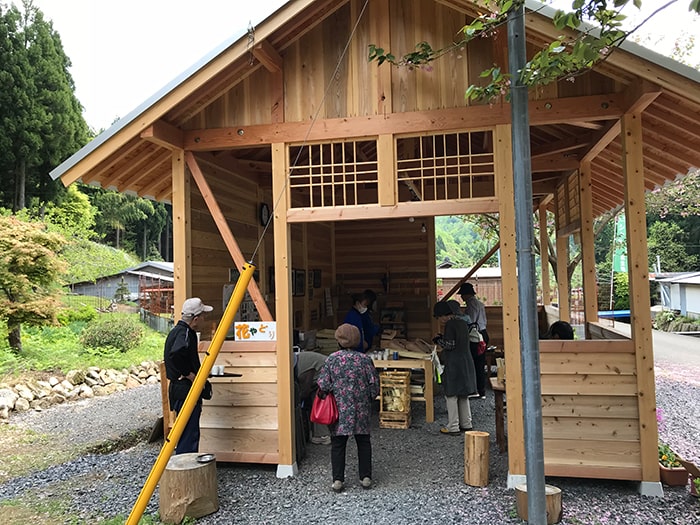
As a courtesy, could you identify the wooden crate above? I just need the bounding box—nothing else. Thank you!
[379,371,411,429]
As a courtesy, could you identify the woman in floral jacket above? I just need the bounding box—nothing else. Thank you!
[316,323,380,492]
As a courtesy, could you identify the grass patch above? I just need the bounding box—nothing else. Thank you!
[0,312,164,382]
[0,425,75,484]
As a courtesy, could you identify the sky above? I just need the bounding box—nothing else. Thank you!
[29,0,699,132]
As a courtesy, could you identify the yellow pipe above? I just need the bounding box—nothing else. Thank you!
[126,262,256,525]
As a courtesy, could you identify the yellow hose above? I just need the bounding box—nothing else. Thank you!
[126,262,256,525]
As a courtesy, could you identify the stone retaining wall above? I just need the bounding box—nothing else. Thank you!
[0,360,161,419]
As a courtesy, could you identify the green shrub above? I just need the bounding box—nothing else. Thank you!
[79,314,144,353]
[56,305,97,326]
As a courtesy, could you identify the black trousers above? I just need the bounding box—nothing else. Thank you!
[470,343,487,397]
[171,398,202,454]
[331,434,372,482]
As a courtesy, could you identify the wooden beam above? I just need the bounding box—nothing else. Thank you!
[252,40,283,73]
[441,242,501,301]
[140,120,184,150]
[620,112,658,484]
[285,198,499,223]
[531,154,580,172]
[531,133,590,159]
[182,94,626,151]
[580,121,620,165]
[623,80,662,114]
[184,152,273,322]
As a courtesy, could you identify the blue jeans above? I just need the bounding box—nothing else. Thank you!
[171,399,202,454]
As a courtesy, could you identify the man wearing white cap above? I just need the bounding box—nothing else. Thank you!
[164,297,214,454]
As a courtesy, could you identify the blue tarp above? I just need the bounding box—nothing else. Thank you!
[598,310,631,319]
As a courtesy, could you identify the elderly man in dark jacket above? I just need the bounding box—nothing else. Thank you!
[164,297,213,454]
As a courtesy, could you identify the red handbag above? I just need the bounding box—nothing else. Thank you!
[310,391,338,425]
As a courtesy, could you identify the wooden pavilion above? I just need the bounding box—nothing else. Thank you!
[50,0,700,493]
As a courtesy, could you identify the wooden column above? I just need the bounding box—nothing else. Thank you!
[538,203,550,306]
[494,124,525,480]
[579,161,598,333]
[620,113,659,483]
[377,134,397,207]
[172,149,191,313]
[554,193,570,322]
[272,142,296,477]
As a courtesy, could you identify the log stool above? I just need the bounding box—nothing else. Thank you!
[159,453,219,524]
[515,483,562,524]
[464,430,490,487]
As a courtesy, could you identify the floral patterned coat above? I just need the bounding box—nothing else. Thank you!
[316,349,380,436]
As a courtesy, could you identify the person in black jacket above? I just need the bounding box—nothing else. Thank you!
[164,297,213,454]
[432,301,477,436]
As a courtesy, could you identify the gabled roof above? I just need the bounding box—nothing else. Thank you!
[656,271,700,285]
[50,0,700,218]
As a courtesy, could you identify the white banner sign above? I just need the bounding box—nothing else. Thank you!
[234,321,277,341]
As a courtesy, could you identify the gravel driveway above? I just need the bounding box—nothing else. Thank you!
[2,358,699,524]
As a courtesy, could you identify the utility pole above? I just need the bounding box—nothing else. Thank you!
[508,4,547,524]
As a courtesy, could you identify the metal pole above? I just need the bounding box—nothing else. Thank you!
[126,262,256,525]
[507,5,547,524]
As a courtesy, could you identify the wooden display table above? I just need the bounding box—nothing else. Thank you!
[489,376,506,453]
[373,359,434,423]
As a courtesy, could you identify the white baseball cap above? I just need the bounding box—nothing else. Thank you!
[181,297,213,316]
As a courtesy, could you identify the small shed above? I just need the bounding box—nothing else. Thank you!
[69,261,174,302]
[656,271,700,319]
[49,0,700,494]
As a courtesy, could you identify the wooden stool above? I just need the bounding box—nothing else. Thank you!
[515,483,562,524]
[159,453,219,524]
[464,430,490,487]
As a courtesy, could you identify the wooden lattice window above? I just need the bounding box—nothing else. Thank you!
[396,130,495,202]
[288,140,378,208]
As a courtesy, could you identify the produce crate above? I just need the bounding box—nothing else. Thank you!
[379,371,411,429]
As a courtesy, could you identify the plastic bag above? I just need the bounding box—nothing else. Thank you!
[310,391,338,425]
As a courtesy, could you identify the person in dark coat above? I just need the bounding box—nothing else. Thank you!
[342,289,380,353]
[316,323,380,492]
[433,301,477,436]
[163,297,213,454]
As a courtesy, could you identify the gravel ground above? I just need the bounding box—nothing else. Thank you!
[1,359,699,525]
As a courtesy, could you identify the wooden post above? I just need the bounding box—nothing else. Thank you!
[464,430,490,486]
[515,483,562,524]
[159,453,218,524]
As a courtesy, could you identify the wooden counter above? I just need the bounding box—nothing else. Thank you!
[373,359,434,423]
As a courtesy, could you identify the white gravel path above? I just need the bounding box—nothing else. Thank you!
[2,349,699,524]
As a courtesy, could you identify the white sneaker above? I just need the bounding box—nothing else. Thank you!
[332,480,344,492]
[361,477,372,489]
[311,436,331,445]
